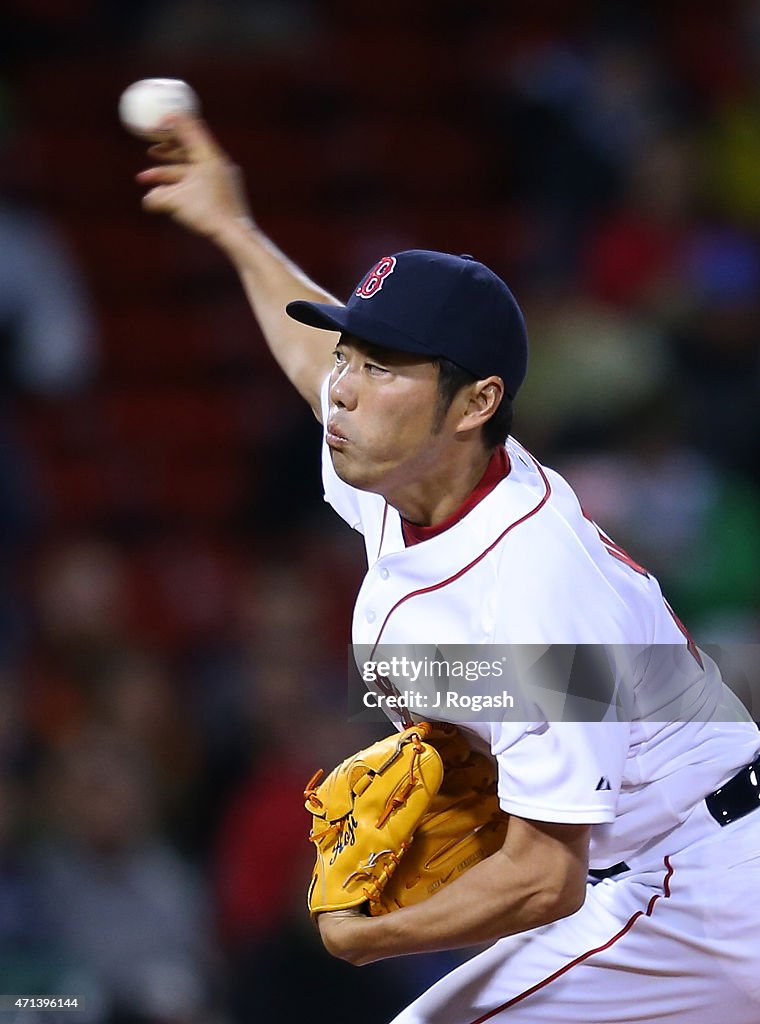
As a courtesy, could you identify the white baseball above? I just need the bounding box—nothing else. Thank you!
[118,78,200,139]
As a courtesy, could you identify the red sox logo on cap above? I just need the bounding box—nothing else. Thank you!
[356,255,397,299]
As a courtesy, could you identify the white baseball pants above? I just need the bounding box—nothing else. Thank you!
[390,807,760,1023]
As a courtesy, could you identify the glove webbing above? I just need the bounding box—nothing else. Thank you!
[304,728,428,836]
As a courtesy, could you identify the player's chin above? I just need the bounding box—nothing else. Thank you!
[330,450,380,492]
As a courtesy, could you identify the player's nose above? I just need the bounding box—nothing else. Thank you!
[329,363,358,411]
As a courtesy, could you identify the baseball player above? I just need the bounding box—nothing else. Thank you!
[137,116,760,1023]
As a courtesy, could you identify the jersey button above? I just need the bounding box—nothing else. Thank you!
[379,567,390,580]
[366,609,376,623]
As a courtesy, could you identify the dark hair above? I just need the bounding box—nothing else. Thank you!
[433,356,514,448]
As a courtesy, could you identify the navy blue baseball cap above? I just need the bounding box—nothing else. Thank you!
[286,250,529,398]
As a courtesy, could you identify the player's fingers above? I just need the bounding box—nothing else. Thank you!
[161,113,221,161]
[141,183,180,212]
[147,141,188,163]
[136,164,188,186]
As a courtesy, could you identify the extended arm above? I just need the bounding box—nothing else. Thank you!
[318,815,590,965]
[136,114,338,418]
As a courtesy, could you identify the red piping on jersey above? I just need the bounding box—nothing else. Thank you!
[465,856,675,1024]
[369,452,552,656]
[664,599,704,669]
[377,503,389,561]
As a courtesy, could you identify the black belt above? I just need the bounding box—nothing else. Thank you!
[589,861,629,881]
[590,752,760,881]
[705,753,760,826]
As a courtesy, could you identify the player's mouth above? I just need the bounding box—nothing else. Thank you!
[326,420,350,449]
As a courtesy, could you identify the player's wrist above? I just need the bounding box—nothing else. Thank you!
[211,212,259,253]
[317,909,377,965]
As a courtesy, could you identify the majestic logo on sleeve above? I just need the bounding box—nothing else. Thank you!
[356,256,397,298]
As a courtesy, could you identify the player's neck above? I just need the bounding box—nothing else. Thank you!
[385,444,493,528]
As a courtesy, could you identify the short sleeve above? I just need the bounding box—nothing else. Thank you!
[492,720,630,824]
[319,374,364,533]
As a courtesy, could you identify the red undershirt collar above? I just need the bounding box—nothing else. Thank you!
[401,446,511,547]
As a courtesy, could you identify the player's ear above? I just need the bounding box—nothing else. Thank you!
[455,376,504,436]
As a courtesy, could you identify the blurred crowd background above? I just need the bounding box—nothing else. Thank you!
[1,0,759,1021]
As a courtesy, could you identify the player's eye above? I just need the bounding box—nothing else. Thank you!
[365,362,389,376]
[332,348,346,365]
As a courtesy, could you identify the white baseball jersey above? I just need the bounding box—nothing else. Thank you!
[320,379,760,1023]
[320,381,758,868]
